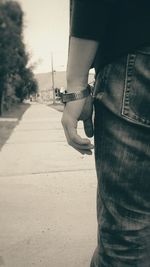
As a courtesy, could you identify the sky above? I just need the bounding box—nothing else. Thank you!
[18,0,70,74]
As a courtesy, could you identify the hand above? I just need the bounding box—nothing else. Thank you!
[61,95,94,155]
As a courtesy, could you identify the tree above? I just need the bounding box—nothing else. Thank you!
[0,0,37,115]
[15,67,38,102]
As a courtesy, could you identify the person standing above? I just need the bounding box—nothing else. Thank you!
[61,1,150,266]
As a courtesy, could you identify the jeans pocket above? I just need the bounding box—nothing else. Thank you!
[122,50,150,127]
[93,64,111,99]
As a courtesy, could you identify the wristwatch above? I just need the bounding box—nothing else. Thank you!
[61,85,91,104]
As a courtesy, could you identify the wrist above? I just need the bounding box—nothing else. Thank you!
[66,85,88,93]
[66,76,88,93]
[61,85,91,104]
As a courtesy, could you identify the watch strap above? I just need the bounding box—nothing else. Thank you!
[61,85,91,103]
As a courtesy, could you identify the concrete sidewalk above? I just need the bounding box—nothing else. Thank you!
[0,103,97,267]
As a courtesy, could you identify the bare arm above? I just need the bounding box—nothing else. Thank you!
[67,36,99,91]
[61,36,99,155]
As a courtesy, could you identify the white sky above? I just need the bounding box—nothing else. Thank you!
[18,0,70,73]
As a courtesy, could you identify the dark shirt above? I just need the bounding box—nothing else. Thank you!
[70,0,150,72]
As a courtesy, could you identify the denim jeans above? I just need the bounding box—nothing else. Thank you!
[90,46,150,267]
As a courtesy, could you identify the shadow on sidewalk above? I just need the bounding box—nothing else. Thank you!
[0,103,30,151]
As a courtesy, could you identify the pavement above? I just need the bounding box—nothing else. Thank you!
[0,103,97,267]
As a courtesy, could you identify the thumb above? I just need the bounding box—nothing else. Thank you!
[83,118,94,138]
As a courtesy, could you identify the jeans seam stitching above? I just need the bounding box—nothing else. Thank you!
[122,54,130,115]
[122,54,150,126]
[122,54,144,115]
[122,54,136,116]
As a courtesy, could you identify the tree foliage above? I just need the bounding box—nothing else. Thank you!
[0,0,38,114]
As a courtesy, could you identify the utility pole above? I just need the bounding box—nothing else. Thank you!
[51,52,55,104]
[70,0,73,27]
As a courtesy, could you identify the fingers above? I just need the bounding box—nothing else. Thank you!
[62,121,94,155]
[61,99,94,155]
[67,124,91,145]
[83,118,93,138]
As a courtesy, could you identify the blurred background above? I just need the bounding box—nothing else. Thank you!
[0,0,94,115]
[0,2,97,267]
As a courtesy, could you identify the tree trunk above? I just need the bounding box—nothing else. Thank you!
[0,90,4,116]
[70,0,73,27]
